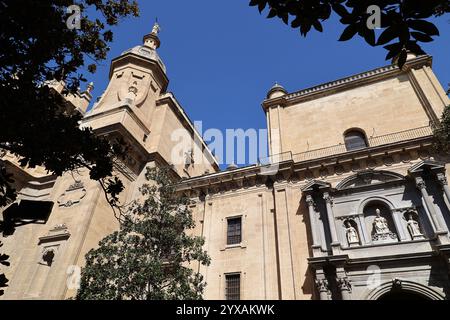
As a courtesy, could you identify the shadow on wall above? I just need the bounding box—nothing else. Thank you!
[296,199,315,298]
[1,200,53,236]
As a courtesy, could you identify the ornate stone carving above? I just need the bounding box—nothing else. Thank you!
[305,169,314,180]
[392,278,402,289]
[415,177,426,190]
[373,209,390,234]
[344,220,360,245]
[57,181,86,208]
[126,82,138,102]
[305,195,315,207]
[437,173,448,186]
[418,149,430,160]
[351,161,361,172]
[405,211,423,239]
[337,277,352,292]
[400,152,411,163]
[319,166,329,178]
[323,193,333,205]
[367,158,377,169]
[382,155,394,166]
[315,278,329,293]
[372,208,398,241]
[38,224,70,244]
[334,164,345,175]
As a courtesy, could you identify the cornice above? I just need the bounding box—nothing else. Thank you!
[82,103,151,136]
[262,55,432,111]
[176,135,433,194]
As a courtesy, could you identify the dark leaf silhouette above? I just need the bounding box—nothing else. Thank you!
[249,0,448,67]
[339,24,358,41]
[0,0,139,296]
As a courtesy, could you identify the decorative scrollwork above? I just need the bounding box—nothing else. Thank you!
[57,181,86,208]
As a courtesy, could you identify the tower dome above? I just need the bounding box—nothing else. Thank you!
[267,82,288,99]
[119,21,166,73]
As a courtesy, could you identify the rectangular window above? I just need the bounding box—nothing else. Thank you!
[227,217,242,245]
[225,274,241,300]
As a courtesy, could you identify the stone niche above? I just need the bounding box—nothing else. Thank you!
[23,224,71,299]
[363,202,399,244]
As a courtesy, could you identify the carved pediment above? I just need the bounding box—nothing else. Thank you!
[336,170,405,190]
[38,223,70,244]
[408,160,445,175]
[301,180,331,193]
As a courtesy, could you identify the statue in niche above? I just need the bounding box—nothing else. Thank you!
[345,220,359,245]
[373,208,390,235]
[371,207,398,242]
[406,212,422,239]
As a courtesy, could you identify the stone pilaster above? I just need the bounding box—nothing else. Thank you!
[306,195,321,253]
[315,278,330,300]
[323,192,340,254]
[437,173,450,209]
[337,277,352,300]
[415,177,447,236]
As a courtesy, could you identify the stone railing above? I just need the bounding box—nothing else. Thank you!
[259,126,433,165]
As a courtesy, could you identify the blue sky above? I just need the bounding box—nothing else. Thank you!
[84,1,450,169]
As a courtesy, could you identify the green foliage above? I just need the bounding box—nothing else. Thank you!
[433,105,450,154]
[0,0,139,206]
[0,0,138,297]
[249,0,449,69]
[76,167,210,300]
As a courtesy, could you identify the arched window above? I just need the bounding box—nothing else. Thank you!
[344,130,368,151]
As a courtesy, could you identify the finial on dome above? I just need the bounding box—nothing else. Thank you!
[143,18,161,50]
[151,19,161,36]
[267,82,288,99]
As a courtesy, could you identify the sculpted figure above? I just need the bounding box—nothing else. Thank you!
[345,221,359,245]
[373,208,390,235]
[406,213,422,238]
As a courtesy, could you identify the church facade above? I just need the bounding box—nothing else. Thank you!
[1,25,450,300]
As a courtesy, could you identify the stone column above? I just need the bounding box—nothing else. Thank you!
[437,173,450,207]
[337,277,352,300]
[416,177,446,233]
[315,278,330,300]
[323,192,339,245]
[306,195,320,248]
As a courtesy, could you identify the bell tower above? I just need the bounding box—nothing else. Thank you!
[81,22,169,171]
[81,22,219,178]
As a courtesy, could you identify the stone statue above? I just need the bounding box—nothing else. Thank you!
[406,213,422,238]
[345,221,359,245]
[373,208,390,235]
